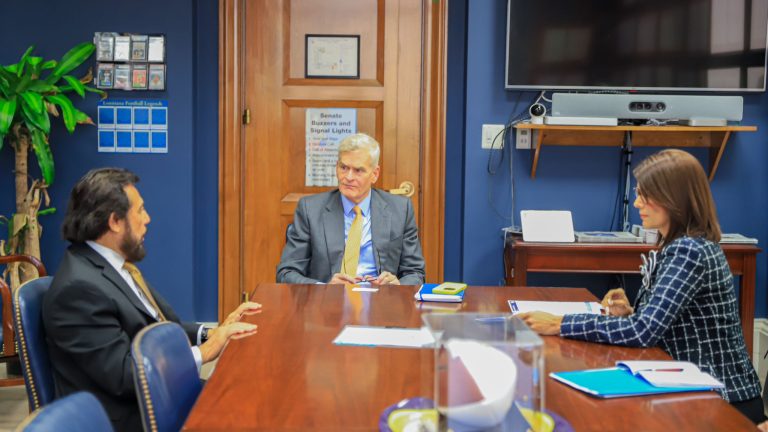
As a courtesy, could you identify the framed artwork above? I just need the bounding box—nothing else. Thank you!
[305,34,360,79]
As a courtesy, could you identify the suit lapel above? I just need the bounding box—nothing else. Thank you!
[323,191,346,275]
[371,190,390,272]
[72,243,156,320]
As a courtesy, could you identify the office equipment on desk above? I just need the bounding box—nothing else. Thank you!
[508,300,604,316]
[617,361,724,388]
[520,211,574,242]
[720,233,758,244]
[550,365,721,398]
[414,282,467,302]
[332,325,434,348]
[575,231,642,243]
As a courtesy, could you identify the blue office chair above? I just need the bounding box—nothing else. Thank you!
[131,322,203,432]
[15,391,112,432]
[12,276,55,412]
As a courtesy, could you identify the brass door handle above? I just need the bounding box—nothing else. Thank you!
[389,181,415,197]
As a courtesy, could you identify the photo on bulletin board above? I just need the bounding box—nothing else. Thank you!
[114,35,131,62]
[96,33,115,61]
[147,36,165,62]
[131,35,148,62]
[114,64,132,90]
[97,63,114,89]
[132,64,148,89]
[148,64,166,90]
[305,34,360,79]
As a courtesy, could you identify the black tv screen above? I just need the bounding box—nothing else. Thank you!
[506,0,768,91]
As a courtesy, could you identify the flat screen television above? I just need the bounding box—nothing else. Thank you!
[505,0,768,92]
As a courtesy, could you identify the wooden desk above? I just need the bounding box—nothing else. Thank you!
[505,239,761,355]
[183,284,755,431]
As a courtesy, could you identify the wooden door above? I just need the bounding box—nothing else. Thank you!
[219,0,446,318]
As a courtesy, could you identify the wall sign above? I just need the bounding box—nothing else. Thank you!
[98,99,168,153]
[305,108,356,186]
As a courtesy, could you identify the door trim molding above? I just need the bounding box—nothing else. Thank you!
[218,0,447,319]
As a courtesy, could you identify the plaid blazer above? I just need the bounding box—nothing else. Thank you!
[561,236,761,402]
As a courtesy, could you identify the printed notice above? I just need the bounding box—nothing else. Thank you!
[305,108,357,187]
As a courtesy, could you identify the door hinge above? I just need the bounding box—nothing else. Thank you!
[242,108,251,125]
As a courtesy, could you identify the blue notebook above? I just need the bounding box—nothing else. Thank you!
[550,367,717,398]
[414,283,466,303]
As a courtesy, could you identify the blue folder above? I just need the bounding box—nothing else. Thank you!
[550,367,716,398]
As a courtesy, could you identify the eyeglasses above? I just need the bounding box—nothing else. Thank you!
[634,186,646,203]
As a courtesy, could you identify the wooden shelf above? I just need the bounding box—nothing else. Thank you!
[515,123,758,180]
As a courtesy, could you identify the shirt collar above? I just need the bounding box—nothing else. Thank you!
[86,240,126,273]
[340,191,371,217]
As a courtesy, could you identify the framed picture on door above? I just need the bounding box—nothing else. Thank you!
[305,34,360,79]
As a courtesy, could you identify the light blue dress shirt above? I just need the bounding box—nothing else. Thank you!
[340,192,377,278]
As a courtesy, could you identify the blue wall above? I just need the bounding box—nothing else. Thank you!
[445,1,768,317]
[0,0,219,321]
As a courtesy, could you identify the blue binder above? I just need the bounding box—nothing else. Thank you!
[550,367,716,398]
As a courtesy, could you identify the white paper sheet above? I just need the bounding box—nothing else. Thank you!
[333,325,434,348]
[508,300,604,316]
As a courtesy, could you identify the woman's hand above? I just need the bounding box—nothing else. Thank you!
[601,288,634,317]
[516,311,563,335]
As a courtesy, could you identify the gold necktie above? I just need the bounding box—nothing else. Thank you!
[123,262,167,321]
[341,206,363,276]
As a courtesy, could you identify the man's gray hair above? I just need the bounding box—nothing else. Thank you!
[338,133,380,167]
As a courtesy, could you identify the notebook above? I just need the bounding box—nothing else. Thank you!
[414,283,467,303]
[550,365,720,398]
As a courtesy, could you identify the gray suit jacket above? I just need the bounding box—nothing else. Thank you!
[276,189,425,285]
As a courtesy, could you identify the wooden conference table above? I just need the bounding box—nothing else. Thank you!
[506,239,761,355]
[183,284,756,431]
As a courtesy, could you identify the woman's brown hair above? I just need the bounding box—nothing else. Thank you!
[633,149,721,247]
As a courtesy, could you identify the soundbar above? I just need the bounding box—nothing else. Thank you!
[544,116,618,126]
[551,93,743,122]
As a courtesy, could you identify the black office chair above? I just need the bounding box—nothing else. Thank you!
[12,276,55,411]
[15,391,112,432]
[131,322,203,432]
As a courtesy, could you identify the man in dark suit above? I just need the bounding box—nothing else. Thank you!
[43,168,261,432]
[277,133,425,285]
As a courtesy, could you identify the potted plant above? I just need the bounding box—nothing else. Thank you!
[0,42,104,288]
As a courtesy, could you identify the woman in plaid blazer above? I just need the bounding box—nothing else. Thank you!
[519,149,764,424]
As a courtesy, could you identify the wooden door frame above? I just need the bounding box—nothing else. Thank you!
[218,0,447,319]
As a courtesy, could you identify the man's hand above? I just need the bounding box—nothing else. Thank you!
[329,273,358,285]
[601,288,634,317]
[222,301,262,326]
[516,311,563,335]
[371,271,399,285]
[199,322,258,363]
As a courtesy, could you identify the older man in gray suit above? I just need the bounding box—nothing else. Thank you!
[277,133,425,285]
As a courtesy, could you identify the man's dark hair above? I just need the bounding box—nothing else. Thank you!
[62,168,140,243]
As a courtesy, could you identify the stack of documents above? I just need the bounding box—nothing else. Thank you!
[575,231,642,243]
[414,282,467,303]
[508,300,604,316]
[333,325,434,348]
[720,233,758,244]
[550,360,723,398]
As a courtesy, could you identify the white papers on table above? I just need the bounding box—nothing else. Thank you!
[508,300,604,316]
[616,361,725,388]
[333,325,434,348]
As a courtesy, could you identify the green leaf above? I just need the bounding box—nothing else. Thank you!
[62,75,85,97]
[28,127,54,185]
[21,100,50,134]
[40,60,57,70]
[26,56,42,67]
[73,108,94,125]
[83,85,107,98]
[17,46,35,77]
[5,64,18,74]
[37,208,56,216]
[26,80,56,93]
[0,67,19,88]
[45,94,75,133]
[47,42,95,84]
[0,97,17,135]
[20,91,43,113]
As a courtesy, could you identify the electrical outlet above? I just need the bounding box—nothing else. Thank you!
[482,124,506,149]
[515,129,537,149]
